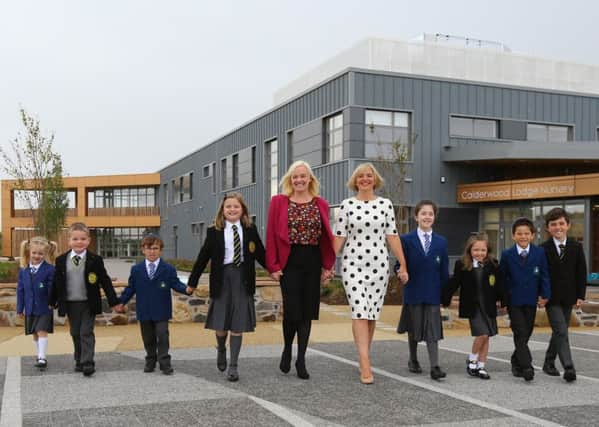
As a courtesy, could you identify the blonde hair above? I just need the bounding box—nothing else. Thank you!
[280,160,320,197]
[213,192,252,230]
[69,222,90,236]
[19,236,58,267]
[347,162,385,192]
[460,232,493,271]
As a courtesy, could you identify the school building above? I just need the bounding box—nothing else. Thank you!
[159,34,599,278]
[1,173,160,258]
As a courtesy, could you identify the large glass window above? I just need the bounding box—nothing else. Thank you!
[95,227,159,258]
[527,123,572,142]
[325,113,343,163]
[365,110,411,159]
[450,116,498,138]
[265,139,278,201]
[221,147,256,191]
[88,187,157,209]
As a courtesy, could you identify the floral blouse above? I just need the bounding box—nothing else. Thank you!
[288,199,322,245]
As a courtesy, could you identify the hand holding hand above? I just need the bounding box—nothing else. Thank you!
[398,270,409,285]
[538,297,548,308]
[320,269,333,284]
[186,286,194,295]
[576,298,583,308]
[18,312,24,319]
[270,271,283,282]
[114,304,126,313]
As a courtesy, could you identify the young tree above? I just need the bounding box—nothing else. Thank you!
[0,109,68,240]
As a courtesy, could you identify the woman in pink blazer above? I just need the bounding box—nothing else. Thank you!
[266,160,335,380]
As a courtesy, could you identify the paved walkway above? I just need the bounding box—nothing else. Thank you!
[1,302,598,426]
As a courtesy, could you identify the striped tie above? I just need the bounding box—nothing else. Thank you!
[558,244,566,260]
[30,266,38,275]
[424,233,431,255]
[148,262,156,279]
[232,224,241,266]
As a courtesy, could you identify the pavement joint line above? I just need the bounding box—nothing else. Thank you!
[435,342,599,384]
[308,347,565,427]
[571,330,599,337]
[0,356,21,427]
[494,334,599,354]
[248,396,315,427]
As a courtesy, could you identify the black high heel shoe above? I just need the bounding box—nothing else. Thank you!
[279,351,291,374]
[295,360,310,380]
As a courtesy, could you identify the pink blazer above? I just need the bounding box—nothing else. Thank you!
[266,194,336,273]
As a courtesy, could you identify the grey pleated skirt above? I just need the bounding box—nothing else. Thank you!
[25,314,54,335]
[469,305,498,337]
[397,304,443,342]
[205,264,256,333]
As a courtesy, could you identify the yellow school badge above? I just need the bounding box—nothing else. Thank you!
[249,241,256,253]
[88,272,97,284]
[489,274,496,287]
[160,282,167,288]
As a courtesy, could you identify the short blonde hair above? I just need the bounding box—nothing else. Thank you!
[347,162,384,192]
[280,160,320,197]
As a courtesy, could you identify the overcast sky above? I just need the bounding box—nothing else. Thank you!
[1,0,598,179]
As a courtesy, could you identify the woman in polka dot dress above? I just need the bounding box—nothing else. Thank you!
[333,163,409,384]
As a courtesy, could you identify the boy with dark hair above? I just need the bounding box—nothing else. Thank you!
[499,217,551,381]
[541,208,587,382]
[51,222,119,376]
[115,234,192,375]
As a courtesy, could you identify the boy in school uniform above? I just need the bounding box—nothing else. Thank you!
[51,222,120,376]
[499,217,551,382]
[115,235,192,375]
[541,208,587,382]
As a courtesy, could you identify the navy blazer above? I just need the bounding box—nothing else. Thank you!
[541,238,587,306]
[120,260,188,322]
[188,224,266,298]
[499,244,551,307]
[396,230,449,305]
[51,251,119,317]
[17,261,55,316]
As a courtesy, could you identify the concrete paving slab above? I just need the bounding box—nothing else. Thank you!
[0,332,122,357]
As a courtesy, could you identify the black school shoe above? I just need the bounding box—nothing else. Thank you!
[408,360,423,374]
[522,367,534,382]
[511,365,523,377]
[217,348,227,372]
[161,366,174,375]
[430,366,446,380]
[542,362,560,376]
[144,362,156,373]
[466,359,479,377]
[227,365,239,382]
[563,366,577,382]
[35,358,47,370]
[477,367,490,380]
[82,364,96,377]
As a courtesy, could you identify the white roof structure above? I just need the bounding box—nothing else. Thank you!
[273,35,599,105]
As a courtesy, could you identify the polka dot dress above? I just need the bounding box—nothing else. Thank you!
[334,196,397,320]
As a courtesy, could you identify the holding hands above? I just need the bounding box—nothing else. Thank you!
[396,269,409,285]
[270,270,283,282]
[113,304,127,313]
[320,268,334,284]
[186,286,194,295]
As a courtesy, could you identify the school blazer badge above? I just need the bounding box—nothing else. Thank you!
[489,274,496,286]
[249,241,256,253]
[88,272,97,284]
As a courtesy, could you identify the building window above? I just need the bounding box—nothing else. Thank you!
[202,164,212,178]
[88,187,157,209]
[265,139,278,201]
[191,222,205,242]
[325,113,343,163]
[527,123,572,142]
[211,162,216,193]
[232,154,239,188]
[170,173,192,204]
[221,158,228,190]
[450,116,498,139]
[365,110,411,159]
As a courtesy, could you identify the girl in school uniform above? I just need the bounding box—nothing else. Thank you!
[396,200,449,380]
[16,236,57,370]
[188,192,266,382]
[443,233,505,380]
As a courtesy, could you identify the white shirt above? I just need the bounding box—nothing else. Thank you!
[224,220,244,264]
[516,245,530,256]
[553,237,567,254]
[145,258,160,276]
[29,262,43,272]
[70,250,87,261]
[473,259,481,268]
[417,227,432,252]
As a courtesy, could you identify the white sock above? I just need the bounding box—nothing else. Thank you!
[38,337,48,359]
[34,340,39,358]
[469,353,479,362]
[477,361,486,369]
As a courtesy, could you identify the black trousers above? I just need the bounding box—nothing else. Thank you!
[545,304,574,368]
[140,320,171,368]
[66,301,96,367]
[280,245,322,321]
[508,305,537,370]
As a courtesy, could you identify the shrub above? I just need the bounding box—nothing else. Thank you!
[0,261,19,283]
